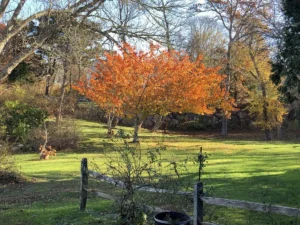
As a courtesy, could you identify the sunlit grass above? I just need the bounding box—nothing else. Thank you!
[1,119,300,224]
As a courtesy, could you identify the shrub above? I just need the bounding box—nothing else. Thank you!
[0,142,15,172]
[0,83,77,120]
[0,142,23,185]
[75,102,105,122]
[0,101,48,141]
[92,135,192,225]
[46,120,81,150]
[21,120,81,152]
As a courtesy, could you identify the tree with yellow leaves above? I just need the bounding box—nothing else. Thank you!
[236,31,286,140]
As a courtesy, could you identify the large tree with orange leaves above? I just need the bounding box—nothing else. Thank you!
[73,43,232,142]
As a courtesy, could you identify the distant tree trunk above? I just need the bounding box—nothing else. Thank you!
[221,116,228,136]
[277,124,282,139]
[45,59,56,96]
[107,112,114,136]
[151,115,164,132]
[45,75,51,96]
[222,42,232,136]
[265,129,271,141]
[261,82,271,141]
[57,61,68,124]
[57,86,66,124]
[77,61,81,81]
[111,117,119,128]
[133,114,143,142]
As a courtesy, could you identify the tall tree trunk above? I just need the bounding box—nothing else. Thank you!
[133,115,143,143]
[261,82,271,141]
[221,117,228,136]
[45,59,56,96]
[151,115,164,133]
[57,61,68,124]
[222,42,232,136]
[162,2,172,52]
[77,59,82,82]
[277,124,282,140]
[45,75,51,96]
[57,86,66,124]
[249,46,272,141]
[57,87,65,124]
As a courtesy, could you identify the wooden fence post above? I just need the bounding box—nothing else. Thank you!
[80,158,88,211]
[198,147,203,181]
[194,182,204,225]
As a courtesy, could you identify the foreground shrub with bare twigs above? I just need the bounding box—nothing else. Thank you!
[0,142,23,185]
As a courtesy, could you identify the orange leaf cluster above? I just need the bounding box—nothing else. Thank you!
[73,43,232,119]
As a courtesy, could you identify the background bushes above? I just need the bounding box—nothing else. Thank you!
[0,101,48,141]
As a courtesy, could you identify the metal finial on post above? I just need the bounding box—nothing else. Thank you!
[198,147,203,182]
[80,158,88,210]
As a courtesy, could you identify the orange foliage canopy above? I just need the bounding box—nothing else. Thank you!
[73,43,232,119]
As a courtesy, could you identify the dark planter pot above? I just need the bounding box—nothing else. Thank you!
[154,211,191,225]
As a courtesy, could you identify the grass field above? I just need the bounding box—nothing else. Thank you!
[1,119,300,225]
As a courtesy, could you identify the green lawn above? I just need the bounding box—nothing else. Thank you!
[1,119,300,224]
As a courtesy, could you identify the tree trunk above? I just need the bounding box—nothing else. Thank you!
[222,116,228,136]
[133,115,143,143]
[111,117,119,128]
[261,82,271,141]
[0,47,35,81]
[265,129,271,141]
[57,61,68,123]
[107,113,114,136]
[249,47,272,141]
[221,41,232,136]
[0,31,51,81]
[45,75,51,96]
[277,125,282,139]
[0,9,62,55]
[57,87,65,124]
[151,115,164,133]
[45,59,56,96]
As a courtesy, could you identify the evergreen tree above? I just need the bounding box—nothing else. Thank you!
[272,0,300,102]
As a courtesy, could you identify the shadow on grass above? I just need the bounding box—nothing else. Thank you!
[163,168,300,225]
[1,166,299,225]
[178,168,300,207]
[0,177,116,225]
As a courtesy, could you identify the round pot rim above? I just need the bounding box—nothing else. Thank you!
[154,211,191,224]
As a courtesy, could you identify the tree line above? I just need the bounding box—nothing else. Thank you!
[0,0,299,141]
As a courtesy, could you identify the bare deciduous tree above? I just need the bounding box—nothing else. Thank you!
[0,0,108,81]
[195,0,272,136]
[186,17,226,67]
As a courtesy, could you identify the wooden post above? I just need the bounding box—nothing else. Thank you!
[80,158,88,210]
[194,182,204,225]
